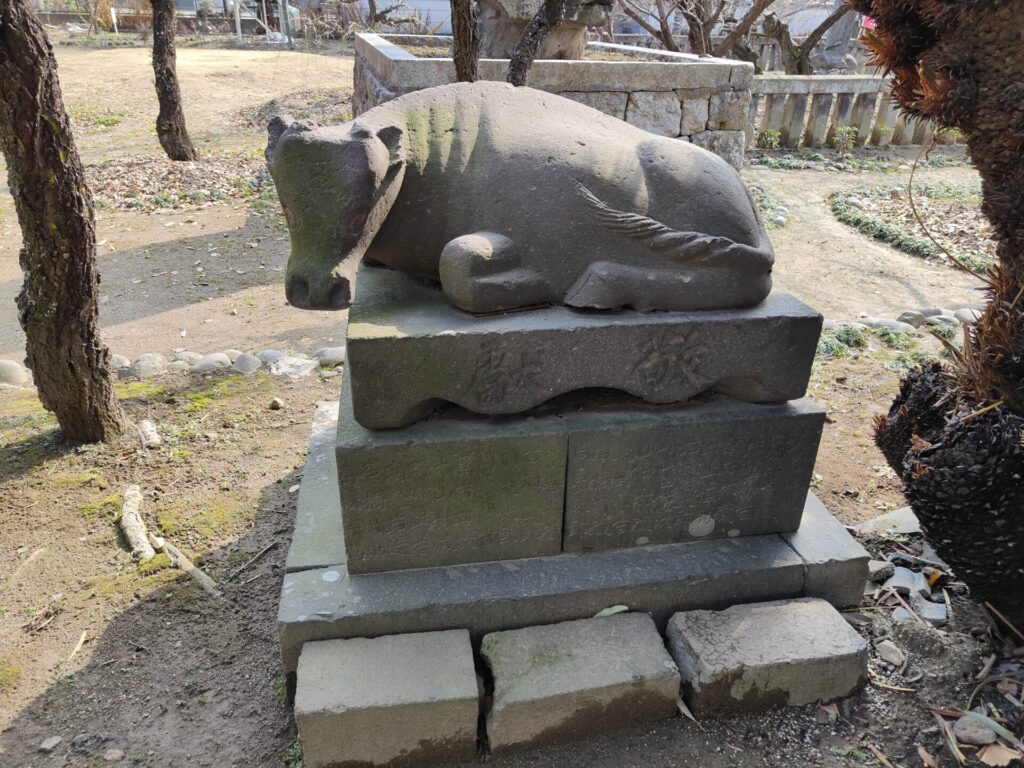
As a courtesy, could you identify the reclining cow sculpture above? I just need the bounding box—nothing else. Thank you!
[267,81,774,314]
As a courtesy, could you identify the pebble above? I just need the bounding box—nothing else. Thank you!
[269,397,284,411]
[109,354,132,369]
[846,197,865,210]
[918,307,944,317]
[910,592,948,626]
[925,315,957,326]
[870,319,917,333]
[882,566,931,599]
[954,308,981,323]
[868,559,895,584]
[771,215,788,227]
[119,353,166,380]
[822,320,837,330]
[39,736,62,753]
[892,607,914,623]
[953,715,997,746]
[313,346,347,367]
[190,353,232,374]
[71,733,89,750]
[0,359,30,386]
[874,639,906,667]
[173,351,203,365]
[222,349,243,363]
[270,356,317,378]
[103,747,125,762]
[255,349,285,364]
[855,506,921,535]
[231,352,263,374]
[166,360,191,373]
[896,310,925,328]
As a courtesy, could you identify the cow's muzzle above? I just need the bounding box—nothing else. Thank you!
[285,274,352,311]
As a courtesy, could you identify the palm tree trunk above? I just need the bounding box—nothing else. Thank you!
[0,0,129,442]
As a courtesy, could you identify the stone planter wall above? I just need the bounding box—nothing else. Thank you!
[353,33,753,168]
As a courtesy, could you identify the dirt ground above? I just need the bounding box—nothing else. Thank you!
[0,36,1015,768]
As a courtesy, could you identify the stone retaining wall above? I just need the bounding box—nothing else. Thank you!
[353,33,753,168]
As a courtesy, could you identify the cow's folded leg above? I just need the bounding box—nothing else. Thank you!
[439,232,552,313]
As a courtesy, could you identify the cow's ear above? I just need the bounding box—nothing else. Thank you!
[377,126,403,160]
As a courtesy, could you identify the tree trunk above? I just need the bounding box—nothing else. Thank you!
[506,0,564,87]
[450,0,479,82]
[151,0,197,161]
[713,0,776,58]
[0,0,129,443]
[620,0,677,52]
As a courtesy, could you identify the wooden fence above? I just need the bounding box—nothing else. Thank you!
[748,74,956,149]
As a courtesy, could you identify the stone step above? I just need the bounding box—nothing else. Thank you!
[667,598,868,717]
[279,493,867,676]
[294,630,479,768]
[481,614,680,753]
[346,264,822,429]
[334,381,825,574]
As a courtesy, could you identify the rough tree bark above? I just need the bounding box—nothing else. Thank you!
[151,0,197,161]
[712,0,776,58]
[0,0,129,442]
[507,0,565,86]
[450,0,479,82]
[762,4,853,75]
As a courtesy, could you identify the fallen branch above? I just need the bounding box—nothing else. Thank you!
[149,534,221,599]
[64,630,88,666]
[120,486,156,561]
[224,541,277,583]
[1,547,46,593]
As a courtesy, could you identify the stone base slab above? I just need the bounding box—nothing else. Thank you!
[481,614,680,752]
[667,598,868,717]
[336,379,825,572]
[295,630,478,767]
[347,265,822,429]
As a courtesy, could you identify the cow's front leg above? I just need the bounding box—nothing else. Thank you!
[439,232,553,313]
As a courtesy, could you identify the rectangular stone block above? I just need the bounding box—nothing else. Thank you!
[336,379,566,574]
[783,494,870,607]
[680,96,710,135]
[287,401,346,573]
[708,90,751,131]
[295,630,478,767]
[690,129,746,169]
[563,399,825,552]
[347,265,822,429]
[667,598,867,717]
[625,90,683,137]
[278,532,806,674]
[481,614,679,752]
[559,90,628,119]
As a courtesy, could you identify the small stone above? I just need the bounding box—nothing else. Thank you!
[166,360,190,373]
[954,308,981,323]
[868,559,895,584]
[119,353,166,380]
[910,593,948,626]
[255,349,285,364]
[270,356,317,378]
[882,567,931,599]
[172,351,203,365]
[869,319,917,332]
[102,747,125,762]
[231,352,263,374]
[222,349,243,363]
[313,346,347,367]
[926,315,957,326]
[892,607,914,623]
[846,197,865,210]
[71,733,89,750]
[874,639,906,667]
[109,354,132,369]
[39,736,62,753]
[855,506,921,535]
[918,308,944,317]
[137,419,161,448]
[269,397,284,410]
[896,310,926,328]
[190,353,232,374]
[0,359,30,386]
[771,215,788,227]
[954,715,997,746]
[822,320,837,330]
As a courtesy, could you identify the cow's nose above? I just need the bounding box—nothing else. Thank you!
[286,274,351,310]
[285,275,312,309]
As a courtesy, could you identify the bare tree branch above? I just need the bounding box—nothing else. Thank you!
[712,0,775,57]
[799,2,853,54]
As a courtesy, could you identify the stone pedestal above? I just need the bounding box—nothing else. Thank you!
[347,265,822,429]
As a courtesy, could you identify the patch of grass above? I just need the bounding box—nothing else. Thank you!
[55,470,105,487]
[816,331,851,359]
[930,322,959,341]
[873,327,917,350]
[274,677,288,700]
[68,105,124,131]
[833,324,869,349]
[0,658,21,690]
[138,553,173,575]
[748,185,789,230]
[156,493,256,542]
[81,492,122,520]
[884,349,943,373]
[84,567,181,601]
[755,128,781,150]
[183,372,272,413]
[116,379,170,400]
[285,741,303,768]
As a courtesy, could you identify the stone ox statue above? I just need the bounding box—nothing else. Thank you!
[267,82,773,314]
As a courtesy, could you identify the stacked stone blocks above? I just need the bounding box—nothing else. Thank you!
[352,33,752,167]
